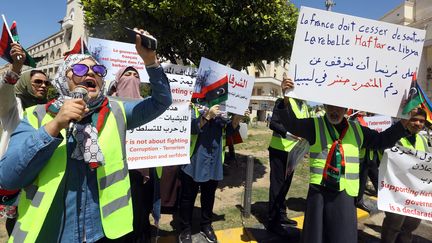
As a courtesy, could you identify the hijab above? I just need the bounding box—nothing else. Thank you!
[14,71,47,109]
[48,54,109,169]
[114,66,141,99]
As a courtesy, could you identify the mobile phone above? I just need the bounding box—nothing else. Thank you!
[125,27,158,50]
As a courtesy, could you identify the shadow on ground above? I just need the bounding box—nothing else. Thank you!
[218,153,266,189]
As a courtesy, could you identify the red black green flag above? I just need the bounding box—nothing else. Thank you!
[402,72,423,114]
[0,21,41,68]
[63,37,90,59]
[192,74,228,107]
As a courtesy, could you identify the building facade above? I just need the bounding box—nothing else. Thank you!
[0,0,85,79]
[380,0,432,98]
[246,60,288,121]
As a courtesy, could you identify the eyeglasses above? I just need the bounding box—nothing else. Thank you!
[33,79,51,86]
[71,64,107,77]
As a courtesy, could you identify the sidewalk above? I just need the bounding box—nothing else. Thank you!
[157,196,432,243]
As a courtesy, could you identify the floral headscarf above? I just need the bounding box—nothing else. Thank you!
[47,54,109,169]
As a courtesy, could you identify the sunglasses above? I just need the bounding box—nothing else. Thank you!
[71,64,107,77]
[33,79,51,86]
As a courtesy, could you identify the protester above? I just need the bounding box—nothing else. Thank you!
[267,96,309,237]
[350,111,380,213]
[178,104,243,243]
[113,66,141,98]
[274,77,411,243]
[111,65,156,243]
[0,29,172,242]
[381,107,428,243]
[0,43,50,236]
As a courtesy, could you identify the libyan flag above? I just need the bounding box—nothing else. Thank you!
[63,37,90,59]
[0,21,42,68]
[402,72,423,114]
[192,74,228,107]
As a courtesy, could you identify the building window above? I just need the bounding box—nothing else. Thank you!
[255,71,260,78]
[257,88,262,95]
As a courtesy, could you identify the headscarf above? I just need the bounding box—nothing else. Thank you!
[47,54,109,169]
[14,71,48,109]
[114,66,141,99]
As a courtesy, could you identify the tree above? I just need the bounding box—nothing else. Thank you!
[81,0,298,70]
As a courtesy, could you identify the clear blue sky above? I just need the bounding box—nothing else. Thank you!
[290,0,404,19]
[0,0,404,64]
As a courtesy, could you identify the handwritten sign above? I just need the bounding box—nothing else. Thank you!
[287,7,426,118]
[197,57,254,115]
[88,37,195,168]
[378,145,432,221]
[362,115,392,132]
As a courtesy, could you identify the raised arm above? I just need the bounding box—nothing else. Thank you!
[124,29,172,129]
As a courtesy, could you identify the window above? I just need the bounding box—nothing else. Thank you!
[255,71,260,78]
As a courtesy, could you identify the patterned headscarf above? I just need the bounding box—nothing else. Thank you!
[48,54,108,169]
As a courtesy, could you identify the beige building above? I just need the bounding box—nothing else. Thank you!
[0,0,86,79]
[380,0,432,98]
[246,60,288,121]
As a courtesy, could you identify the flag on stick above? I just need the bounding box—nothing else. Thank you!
[63,37,89,59]
[0,17,41,68]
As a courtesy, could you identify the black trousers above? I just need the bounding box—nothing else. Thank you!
[113,169,154,243]
[357,150,379,203]
[381,211,421,243]
[302,184,357,243]
[268,147,294,224]
[179,170,218,232]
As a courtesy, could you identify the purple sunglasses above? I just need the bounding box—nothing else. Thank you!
[71,64,107,77]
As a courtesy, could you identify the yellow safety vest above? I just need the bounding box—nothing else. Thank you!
[10,101,133,242]
[269,98,309,152]
[398,134,428,152]
[309,118,364,197]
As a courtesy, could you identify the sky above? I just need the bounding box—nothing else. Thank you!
[0,0,405,65]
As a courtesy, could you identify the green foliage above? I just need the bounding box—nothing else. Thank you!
[46,85,59,100]
[81,0,298,70]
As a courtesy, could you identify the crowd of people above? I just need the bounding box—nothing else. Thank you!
[0,29,429,243]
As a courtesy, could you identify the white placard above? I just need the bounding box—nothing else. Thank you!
[196,57,254,115]
[362,115,392,132]
[88,37,150,84]
[378,145,432,221]
[88,37,196,168]
[126,70,195,169]
[287,7,426,118]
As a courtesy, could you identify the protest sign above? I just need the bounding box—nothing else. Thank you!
[88,37,149,84]
[194,57,254,115]
[126,67,195,169]
[88,37,195,168]
[287,7,426,118]
[378,145,432,221]
[362,115,392,132]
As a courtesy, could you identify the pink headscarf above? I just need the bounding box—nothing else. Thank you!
[114,66,141,99]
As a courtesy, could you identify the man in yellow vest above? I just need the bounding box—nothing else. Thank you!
[0,29,172,242]
[276,77,411,243]
[381,107,429,243]
[267,96,309,237]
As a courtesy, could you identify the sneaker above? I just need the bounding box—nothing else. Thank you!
[178,230,192,243]
[200,225,217,243]
[280,214,298,226]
